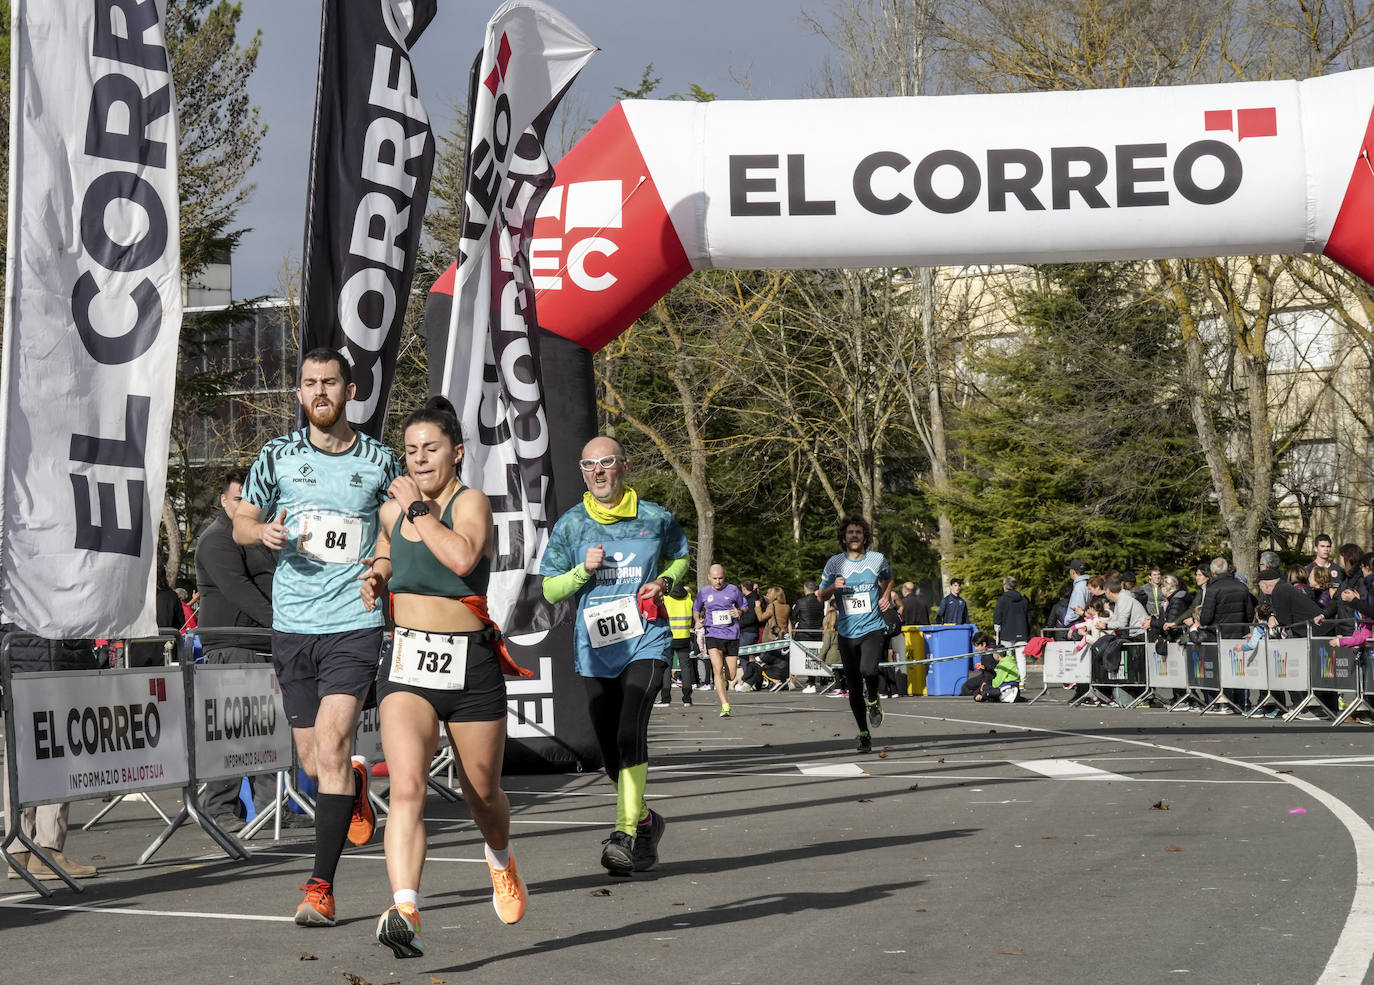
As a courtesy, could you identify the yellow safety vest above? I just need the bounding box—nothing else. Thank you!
[663,591,695,640]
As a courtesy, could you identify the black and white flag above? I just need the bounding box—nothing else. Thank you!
[299,0,437,438]
[442,1,595,635]
[1,0,182,637]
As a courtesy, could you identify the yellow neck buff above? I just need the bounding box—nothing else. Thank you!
[584,487,637,524]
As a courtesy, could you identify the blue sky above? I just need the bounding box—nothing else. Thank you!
[231,1,837,299]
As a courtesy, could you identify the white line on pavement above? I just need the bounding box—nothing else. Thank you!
[1015,758,1132,781]
[924,711,1374,985]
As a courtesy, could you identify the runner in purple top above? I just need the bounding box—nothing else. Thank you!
[694,563,747,717]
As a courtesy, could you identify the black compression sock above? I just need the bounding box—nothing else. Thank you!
[311,792,355,885]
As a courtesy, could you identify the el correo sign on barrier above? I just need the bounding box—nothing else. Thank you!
[10,668,188,804]
[192,665,291,783]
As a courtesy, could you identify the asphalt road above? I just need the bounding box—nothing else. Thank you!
[3,679,1373,985]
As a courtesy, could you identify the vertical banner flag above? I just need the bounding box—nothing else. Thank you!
[444,0,596,634]
[1,0,182,637]
[299,0,437,438]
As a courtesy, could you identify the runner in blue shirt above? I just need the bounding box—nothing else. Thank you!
[542,436,689,877]
[818,514,894,753]
[234,348,401,927]
[693,564,747,716]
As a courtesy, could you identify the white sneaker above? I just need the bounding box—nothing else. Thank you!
[652,700,670,708]
[802,685,817,694]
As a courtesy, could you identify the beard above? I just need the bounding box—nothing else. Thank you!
[305,397,345,430]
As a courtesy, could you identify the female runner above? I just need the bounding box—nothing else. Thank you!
[360,396,531,958]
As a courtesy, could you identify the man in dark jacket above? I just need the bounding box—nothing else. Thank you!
[791,582,824,642]
[900,582,930,626]
[993,576,1032,646]
[195,468,286,831]
[1256,568,1326,636]
[936,578,970,624]
[1199,557,1256,639]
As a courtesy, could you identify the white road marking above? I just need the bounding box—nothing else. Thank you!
[1015,759,1133,781]
[796,763,867,777]
[0,900,294,921]
[928,712,1374,985]
[1262,756,1374,767]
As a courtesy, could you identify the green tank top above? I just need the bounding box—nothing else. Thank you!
[387,489,490,598]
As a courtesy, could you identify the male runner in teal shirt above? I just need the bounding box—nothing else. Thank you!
[235,348,401,926]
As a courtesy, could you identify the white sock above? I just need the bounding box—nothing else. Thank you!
[485,843,511,870]
[393,888,419,908]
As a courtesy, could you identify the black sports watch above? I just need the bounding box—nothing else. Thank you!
[406,500,430,523]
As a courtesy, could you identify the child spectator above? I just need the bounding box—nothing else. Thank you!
[974,644,1022,703]
[960,632,996,696]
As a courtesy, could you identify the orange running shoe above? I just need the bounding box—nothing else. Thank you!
[376,903,423,958]
[489,854,527,924]
[294,877,336,926]
[347,758,375,846]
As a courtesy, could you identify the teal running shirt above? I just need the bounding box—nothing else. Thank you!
[541,499,689,678]
[241,428,402,634]
[820,550,893,639]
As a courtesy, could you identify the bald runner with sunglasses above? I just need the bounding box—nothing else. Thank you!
[541,437,690,877]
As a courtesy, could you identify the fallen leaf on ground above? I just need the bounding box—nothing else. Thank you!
[299,953,317,961]
[858,797,872,803]
[431,979,446,984]
[761,722,774,726]
[915,908,926,912]
[1152,800,1169,810]
[908,784,919,790]
[999,951,1026,956]
[1165,845,1182,852]
[937,757,946,763]
[1042,835,1055,840]
[878,751,888,759]
[343,974,372,985]
[589,888,611,896]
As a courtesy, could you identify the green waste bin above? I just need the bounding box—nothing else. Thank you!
[903,626,927,695]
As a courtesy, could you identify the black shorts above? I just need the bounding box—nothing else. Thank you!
[705,636,739,657]
[272,627,383,728]
[375,628,508,723]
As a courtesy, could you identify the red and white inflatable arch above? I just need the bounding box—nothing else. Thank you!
[431,66,1374,353]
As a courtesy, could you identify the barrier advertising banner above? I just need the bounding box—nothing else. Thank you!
[1148,641,1188,690]
[1042,640,1090,685]
[1310,639,1360,692]
[2,0,182,637]
[1219,637,1269,691]
[298,0,437,437]
[192,665,291,783]
[11,668,187,804]
[1267,637,1310,692]
[1185,641,1221,691]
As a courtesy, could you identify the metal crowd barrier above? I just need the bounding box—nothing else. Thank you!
[1054,619,1374,724]
[0,627,396,895]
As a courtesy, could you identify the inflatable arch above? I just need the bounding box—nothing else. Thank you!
[431,65,1374,353]
[424,67,1374,769]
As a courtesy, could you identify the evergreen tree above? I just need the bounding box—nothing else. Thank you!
[936,262,1223,626]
